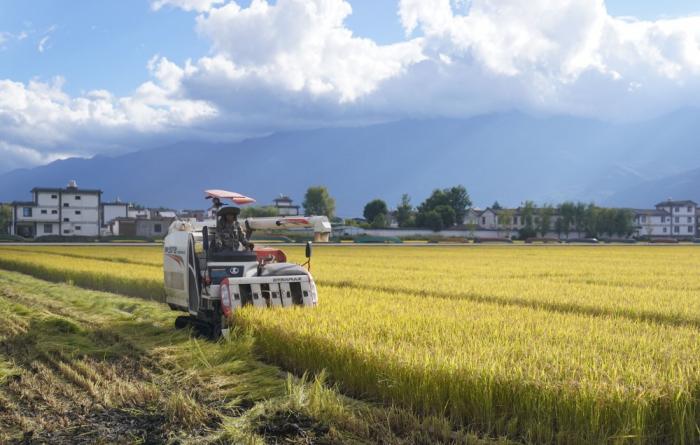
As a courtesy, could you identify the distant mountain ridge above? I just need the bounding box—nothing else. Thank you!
[2,111,700,216]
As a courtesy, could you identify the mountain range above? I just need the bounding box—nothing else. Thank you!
[2,111,700,216]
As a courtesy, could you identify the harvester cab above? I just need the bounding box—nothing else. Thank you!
[163,189,331,338]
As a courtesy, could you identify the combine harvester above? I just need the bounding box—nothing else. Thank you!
[163,190,331,337]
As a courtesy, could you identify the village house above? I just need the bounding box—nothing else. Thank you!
[10,180,102,238]
[273,195,300,216]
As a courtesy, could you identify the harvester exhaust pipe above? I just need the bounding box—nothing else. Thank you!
[304,241,313,271]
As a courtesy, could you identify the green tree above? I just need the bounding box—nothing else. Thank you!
[370,213,388,228]
[240,206,278,218]
[302,186,335,218]
[434,205,456,228]
[497,208,514,238]
[574,202,587,236]
[538,204,554,237]
[518,201,537,239]
[447,185,471,224]
[0,204,11,234]
[396,194,413,228]
[554,217,564,239]
[416,185,471,228]
[363,199,389,224]
[422,210,444,232]
[491,201,503,210]
[558,202,576,239]
[583,203,599,237]
[614,209,634,237]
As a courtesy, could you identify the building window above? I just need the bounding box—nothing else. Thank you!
[481,217,485,225]
[154,224,162,233]
[43,224,53,234]
[641,216,647,223]
[22,207,32,217]
[689,226,694,233]
[75,196,81,200]
[675,207,680,212]
[51,210,58,214]
[75,226,81,231]
[674,226,680,233]
[675,217,679,223]
[63,203,69,207]
[688,206,693,213]
[51,194,57,199]
[41,209,47,214]
[63,218,69,222]
[63,229,70,234]
[75,210,81,215]
[663,227,667,233]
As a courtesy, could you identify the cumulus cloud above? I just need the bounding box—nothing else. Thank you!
[5,0,700,172]
[170,0,700,121]
[396,0,700,117]
[193,0,424,102]
[0,68,216,171]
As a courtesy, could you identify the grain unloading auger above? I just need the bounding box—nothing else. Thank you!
[163,189,331,338]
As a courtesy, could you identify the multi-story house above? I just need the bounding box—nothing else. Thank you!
[633,209,671,237]
[653,199,696,238]
[10,180,102,238]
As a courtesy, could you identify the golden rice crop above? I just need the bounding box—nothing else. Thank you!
[0,248,163,300]
[3,244,700,443]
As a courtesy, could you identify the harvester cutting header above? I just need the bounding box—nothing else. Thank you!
[163,189,331,338]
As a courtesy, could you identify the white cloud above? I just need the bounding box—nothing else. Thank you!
[0,141,76,171]
[395,0,700,118]
[5,0,700,172]
[37,25,56,53]
[0,70,216,171]
[162,0,700,122]
[37,35,50,53]
[193,0,424,102]
[151,0,224,12]
[1,29,30,50]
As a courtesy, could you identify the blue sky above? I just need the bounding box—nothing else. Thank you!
[2,0,697,96]
[3,0,700,173]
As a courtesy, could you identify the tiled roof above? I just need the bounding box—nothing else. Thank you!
[633,209,669,216]
[31,187,102,194]
[654,199,697,207]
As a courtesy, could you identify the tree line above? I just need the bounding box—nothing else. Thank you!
[224,185,637,239]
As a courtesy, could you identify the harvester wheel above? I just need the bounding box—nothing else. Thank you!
[174,316,190,329]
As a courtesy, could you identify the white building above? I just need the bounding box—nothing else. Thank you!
[11,180,102,238]
[102,200,128,226]
[634,209,670,237]
[654,199,697,237]
[127,207,152,219]
[273,195,300,216]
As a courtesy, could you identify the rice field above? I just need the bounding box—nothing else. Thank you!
[1,244,700,444]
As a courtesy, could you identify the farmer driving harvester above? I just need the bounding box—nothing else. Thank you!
[214,206,249,251]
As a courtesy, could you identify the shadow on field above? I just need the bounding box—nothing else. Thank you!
[0,315,218,444]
